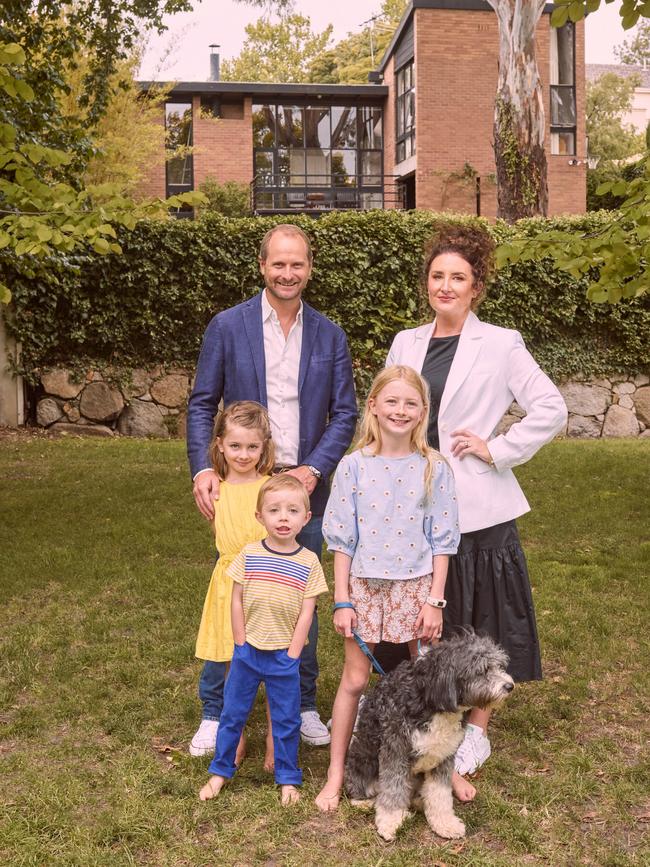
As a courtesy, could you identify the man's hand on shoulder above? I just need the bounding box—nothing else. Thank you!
[286,465,318,495]
[193,469,221,520]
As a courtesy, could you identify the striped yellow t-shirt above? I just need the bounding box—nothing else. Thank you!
[227,540,328,651]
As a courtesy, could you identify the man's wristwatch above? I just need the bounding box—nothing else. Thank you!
[307,465,322,479]
[425,596,447,609]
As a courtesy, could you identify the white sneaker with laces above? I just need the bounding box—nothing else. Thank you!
[454,723,491,776]
[189,719,219,757]
[300,710,331,746]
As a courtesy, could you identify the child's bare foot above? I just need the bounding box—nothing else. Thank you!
[263,730,275,772]
[199,775,227,801]
[234,731,247,767]
[281,785,300,806]
[315,779,342,812]
[452,770,476,802]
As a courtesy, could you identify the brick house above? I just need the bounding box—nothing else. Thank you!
[139,0,586,217]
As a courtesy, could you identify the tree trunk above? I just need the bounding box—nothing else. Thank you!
[487,0,548,221]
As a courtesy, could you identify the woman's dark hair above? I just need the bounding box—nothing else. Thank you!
[421,222,496,311]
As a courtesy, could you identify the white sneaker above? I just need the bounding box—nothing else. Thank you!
[300,710,331,746]
[189,719,219,757]
[454,723,491,775]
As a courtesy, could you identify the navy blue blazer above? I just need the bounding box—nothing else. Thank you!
[187,291,358,515]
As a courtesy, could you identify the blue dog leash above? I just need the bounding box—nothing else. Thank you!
[333,602,386,676]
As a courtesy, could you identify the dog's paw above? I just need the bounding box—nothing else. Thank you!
[349,798,375,810]
[430,814,466,839]
[375,808,411,842]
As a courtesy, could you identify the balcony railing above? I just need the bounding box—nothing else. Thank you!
[250,173,405,214]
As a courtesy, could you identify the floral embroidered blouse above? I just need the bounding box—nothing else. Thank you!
[323,449,460,580]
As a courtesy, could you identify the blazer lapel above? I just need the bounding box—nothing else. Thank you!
[411,322,434,372]
[438,312,483,418]
[242,292,267,404]
[298,303,320,393]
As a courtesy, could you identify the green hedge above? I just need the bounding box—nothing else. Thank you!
[2,210,649,392]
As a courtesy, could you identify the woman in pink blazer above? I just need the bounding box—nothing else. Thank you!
[387,223,567,801]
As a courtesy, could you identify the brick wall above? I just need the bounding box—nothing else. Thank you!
[543,18,587,214]
[135,96,254,200]
[383,55,398,209]
[403,7,585,218]
[192,95,253,188]
[136,112,166,200]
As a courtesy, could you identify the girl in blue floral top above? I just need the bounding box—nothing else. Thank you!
[315,365,460,811]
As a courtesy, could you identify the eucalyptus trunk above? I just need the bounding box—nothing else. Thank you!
[487,0,548,221]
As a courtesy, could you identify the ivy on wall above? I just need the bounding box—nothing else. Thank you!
[2,211,648,394]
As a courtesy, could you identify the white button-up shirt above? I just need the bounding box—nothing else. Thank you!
[262,289,302,466]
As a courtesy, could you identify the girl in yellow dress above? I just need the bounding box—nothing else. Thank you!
[190,401,275,766]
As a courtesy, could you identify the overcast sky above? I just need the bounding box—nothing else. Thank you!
[139,1,632,81]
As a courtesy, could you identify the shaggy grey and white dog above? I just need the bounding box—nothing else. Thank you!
[344,632,514,842]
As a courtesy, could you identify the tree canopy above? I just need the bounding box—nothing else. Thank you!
[309,0,408,84]
[615,19,650,64]
[221,13,333,83]
[587,71,643,164]
[0,2,212,304]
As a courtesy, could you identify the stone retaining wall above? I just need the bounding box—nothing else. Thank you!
[34,368,650,440]
[35,368,190,438]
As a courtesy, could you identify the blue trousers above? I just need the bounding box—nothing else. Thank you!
[208,642,302,786]
[199,515,323,719]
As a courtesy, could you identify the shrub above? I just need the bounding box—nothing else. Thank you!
[196,178,251,217]
[2,211,648,393]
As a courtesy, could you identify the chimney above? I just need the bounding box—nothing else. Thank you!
[209,44,220,81]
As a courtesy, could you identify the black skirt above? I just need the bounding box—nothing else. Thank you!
[442,519,542,683]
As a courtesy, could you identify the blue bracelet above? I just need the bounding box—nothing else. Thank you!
[333,601,355,611]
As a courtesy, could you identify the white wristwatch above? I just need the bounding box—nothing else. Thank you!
[425,596,447,609]
[307,465,322,479]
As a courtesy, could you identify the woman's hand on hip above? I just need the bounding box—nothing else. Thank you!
[451,428,493,465]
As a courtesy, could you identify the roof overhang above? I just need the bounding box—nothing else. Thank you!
[138,81,388,100]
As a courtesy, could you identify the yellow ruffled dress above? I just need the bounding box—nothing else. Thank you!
[195,476,269,662]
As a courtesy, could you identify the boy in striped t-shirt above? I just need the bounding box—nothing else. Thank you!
[199,474,328,806]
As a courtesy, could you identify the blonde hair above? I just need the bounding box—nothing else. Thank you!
[256,473,310,513]
[210,401,275,480]
[356,365,444,495]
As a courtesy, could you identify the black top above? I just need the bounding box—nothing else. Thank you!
[420,335,460,449]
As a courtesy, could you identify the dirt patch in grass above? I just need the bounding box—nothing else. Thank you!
[0,424,51,442]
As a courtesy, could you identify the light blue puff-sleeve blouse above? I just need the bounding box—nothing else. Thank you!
[323,449,459,580]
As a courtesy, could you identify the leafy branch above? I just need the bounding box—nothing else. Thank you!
[0,42,203,304]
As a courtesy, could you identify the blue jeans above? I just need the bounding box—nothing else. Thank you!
[208,642,302,786]
[198,515,323,719]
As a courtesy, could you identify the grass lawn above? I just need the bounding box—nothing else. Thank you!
[0,434,648,866]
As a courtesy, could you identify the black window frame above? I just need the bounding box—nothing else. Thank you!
[550,22,576,156]
[395,59,415,165]
[251,101,384,211]
[165,99,194,216]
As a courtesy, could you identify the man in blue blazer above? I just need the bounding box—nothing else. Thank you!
[187,224,357,756]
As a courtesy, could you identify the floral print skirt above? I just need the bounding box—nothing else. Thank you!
[349,573,431,644]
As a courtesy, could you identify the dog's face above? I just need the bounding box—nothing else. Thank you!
[419,633,514,713]
[455,636,514,710]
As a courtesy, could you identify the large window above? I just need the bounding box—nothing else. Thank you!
[395,60,415,164]
[252,103,383,210]
[550,23,576,155]
[165,101,193,213]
